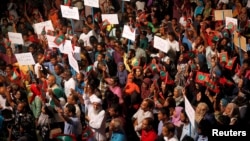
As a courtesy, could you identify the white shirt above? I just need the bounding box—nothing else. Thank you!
[167,39,180,52]
[79,30,93,48]
[179,16,187,27]
[133,108,154,131]
[180,123,197,141]
[64,77,76,98]
[34,63,42,79]
[88,105,106,141]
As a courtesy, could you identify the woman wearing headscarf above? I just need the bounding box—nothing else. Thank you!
[141,78,152,100]
[171,106,183,127]
[194,1,204,18]
[116,62,128,88]
[223,102,240,125]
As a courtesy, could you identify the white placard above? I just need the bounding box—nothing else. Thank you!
[15,52,35,65]
[101,14,119,24]
[8,32,24,45]
[60,5,79,20]
[184,96,195,129]
[68,53,79,73]
[153,36,170,53]
[46,35,59,48]
[225,17,238,32]
[59,40,73,54]
[33,20,54,34]
[74,46,81,61]
[122,25,136,41]
[84,0,99,8]
[122,0,130,1]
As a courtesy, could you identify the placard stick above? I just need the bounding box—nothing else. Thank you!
[238,25,243,65]
[92,8,94,24]
[122,0,125,14]
[70,19,75,35]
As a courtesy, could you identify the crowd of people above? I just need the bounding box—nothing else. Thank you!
[0,0,250,141]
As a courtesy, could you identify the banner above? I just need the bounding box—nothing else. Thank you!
[122,25,136,41]
[33,20,54,34]
[84,0,99,8]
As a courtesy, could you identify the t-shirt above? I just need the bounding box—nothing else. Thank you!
[64,116,82,136]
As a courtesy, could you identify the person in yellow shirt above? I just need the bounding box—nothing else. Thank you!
[124,49,139,72]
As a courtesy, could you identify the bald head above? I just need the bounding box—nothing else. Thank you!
[47,75,56,87]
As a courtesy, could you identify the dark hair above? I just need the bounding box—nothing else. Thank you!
[182,135,194,141]
[163,122,175,133]
[129,49,136,56]
[66,104,76,115]
[144,117,154,129]
[159,108,170,118]
[109,103,122,115]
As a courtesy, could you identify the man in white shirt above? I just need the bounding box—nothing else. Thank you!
[79,26,93,49]
[86,95,106,141]
[62,69,76,98]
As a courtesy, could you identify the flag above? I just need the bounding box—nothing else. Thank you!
[245,70,250,80]
[47,30,55,36]
[184,51,196,59]
[219,77,234,86]
[225,57,237,70]
[219,52,228,63]
[195,71,210,85]
[54,35,65,46]
[133,59,140,67]
[10,69,20,81]
[64,0,71,6]
[149,64,158,73]
[205,80,220,93]
[165,71,174,85]
[55,134,77,141]
[41,26,46,35]
[235,64,241,75]
[160,71,166,80]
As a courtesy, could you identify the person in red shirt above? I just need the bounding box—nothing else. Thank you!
[141,117,157,141]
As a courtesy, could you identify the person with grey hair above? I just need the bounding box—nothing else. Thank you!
[173,86,184,107]
[109,118,126,141]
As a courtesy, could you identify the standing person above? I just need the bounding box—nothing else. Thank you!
[157,122,179,141]
[132,98,154,138]
[61,69,76,98]
[86,95,107,141]
[57,104,82,140]
[157,108,170,135]
[141,117,157,141]
[109,118,126,141]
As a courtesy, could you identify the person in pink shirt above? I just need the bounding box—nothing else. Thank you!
[106,76,124,105]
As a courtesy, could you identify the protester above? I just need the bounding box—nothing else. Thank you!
[0,0,250,141]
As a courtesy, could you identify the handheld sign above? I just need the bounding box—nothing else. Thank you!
[184,96,195,128]
[59,40,74,54]
[84,0,99,8]
[101,14,119,24]
[234,33,247,52]
[46,35,59,48]
[122,25,136,41]
[153,36,170,53]
[225,17,238,33]
[60,5,79,20]
[214,10,232,21]
[74,46,81,61]
[8,32,24,45]
[15,53,35,65]
[33,20,54,34]
[68,53,80,73]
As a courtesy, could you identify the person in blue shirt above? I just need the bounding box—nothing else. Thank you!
[109,118,126,141]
